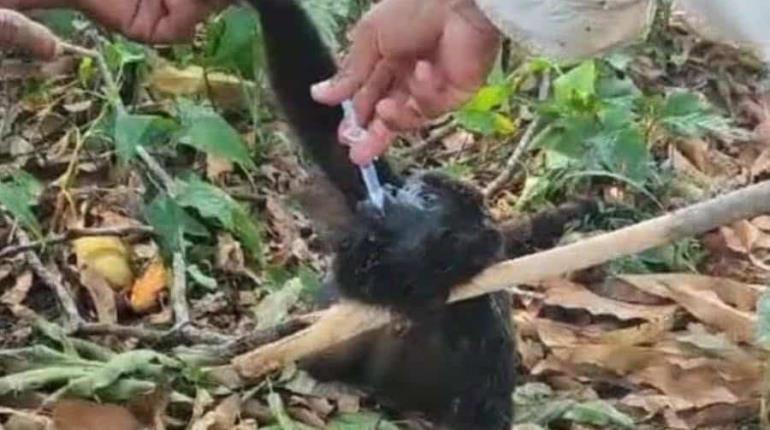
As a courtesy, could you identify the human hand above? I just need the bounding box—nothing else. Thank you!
[1,0,228,43]
[311,0,501,165]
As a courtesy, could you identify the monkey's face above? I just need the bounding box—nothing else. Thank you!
[332,172,504,310]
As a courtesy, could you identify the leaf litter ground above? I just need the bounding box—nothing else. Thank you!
[1,7,770,430]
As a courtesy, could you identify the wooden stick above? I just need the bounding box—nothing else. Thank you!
[233,179,770,378]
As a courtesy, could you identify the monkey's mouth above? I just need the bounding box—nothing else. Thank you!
[380,176,441,212]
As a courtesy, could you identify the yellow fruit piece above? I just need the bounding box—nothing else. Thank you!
[72,237,134,290]
[130,259,168,313]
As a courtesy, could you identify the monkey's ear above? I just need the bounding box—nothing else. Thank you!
[292,171,356,245]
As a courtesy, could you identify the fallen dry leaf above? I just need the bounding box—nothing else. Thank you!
[720,220,761,254]
[619,274,761,343]
[52,399,142,430]
[148,62,252,110]
[1,271,33,307]
[190,394,241,430]
[543,279,678,323]
[129,259,168,313]
[79,268,118,324]
[72,236,134,290]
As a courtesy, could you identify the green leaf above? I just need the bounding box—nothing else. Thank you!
[554,61,596,105]
[659,90,737,138]
[0,182,41,238]
[67,350,175,397]
[456,85,515,136]
[327,412,400,430]
[301,0,352,51]
[113,110,176,162]
[104,38,146,72]
[563,400,635,429]
[204,6,262,78]
[175,178,263,259]
[187,264,218,291]
[589,118,650,182]
[145,195,209,254]
[176,101,255,170]
[464,85,510,111]
[456,110,498,135]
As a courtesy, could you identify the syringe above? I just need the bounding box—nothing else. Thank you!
[341,100,385,210]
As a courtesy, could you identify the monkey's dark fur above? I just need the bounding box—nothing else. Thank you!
[248,1,594,428]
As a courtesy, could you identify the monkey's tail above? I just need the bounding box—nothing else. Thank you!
[500,198,598,258]
[246,0,398,208]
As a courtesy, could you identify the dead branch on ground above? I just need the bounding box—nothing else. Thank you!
[233,179,770,379]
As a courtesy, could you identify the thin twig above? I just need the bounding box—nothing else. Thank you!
[401,122,457,157]
[233,179,770,379]
[76,322,231,345]
[3,215,82,329]
[483,118,543,199]
[171,252,189,326]
[0,225,154,259]
[136,147,178,196]
[484,70,552,199]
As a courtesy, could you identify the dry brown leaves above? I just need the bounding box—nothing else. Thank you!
[518,275,768,429]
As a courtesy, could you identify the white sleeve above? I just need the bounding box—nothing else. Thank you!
[673,0,770,63]
[473,0,656,61]
[473,0,770,63]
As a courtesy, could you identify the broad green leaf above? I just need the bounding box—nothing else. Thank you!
[113,110,176,162]
[464,85,511,112]
[554,61,596,105]
[456,111,516,136]
[204,6,262,78]
[590,125,650,182]
[175,178,263,258]
[177,101,255,169]
[145,195,209,254]
[0,182,41,238]
[660,90,736,138]
[10,170,44,204]
[145,196,184,253]
[327,412,400,430]
[563,400,635,429]
[456,110,498,135]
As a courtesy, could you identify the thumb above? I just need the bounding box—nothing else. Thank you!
[311,21,379,106]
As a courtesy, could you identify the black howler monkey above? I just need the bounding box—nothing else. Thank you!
[245,1,594,428]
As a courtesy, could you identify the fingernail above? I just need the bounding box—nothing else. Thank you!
[311,81,331,99]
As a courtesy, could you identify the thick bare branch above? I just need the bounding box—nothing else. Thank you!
[233,179,770,379]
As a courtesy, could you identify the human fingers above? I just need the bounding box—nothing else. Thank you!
[348,119,395,165]
[151,0,211,43]
[352,60,396,124]
[0,0,71,9]
[311,19,379,106]
[376,95,426,132]
[406,60,458,119]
